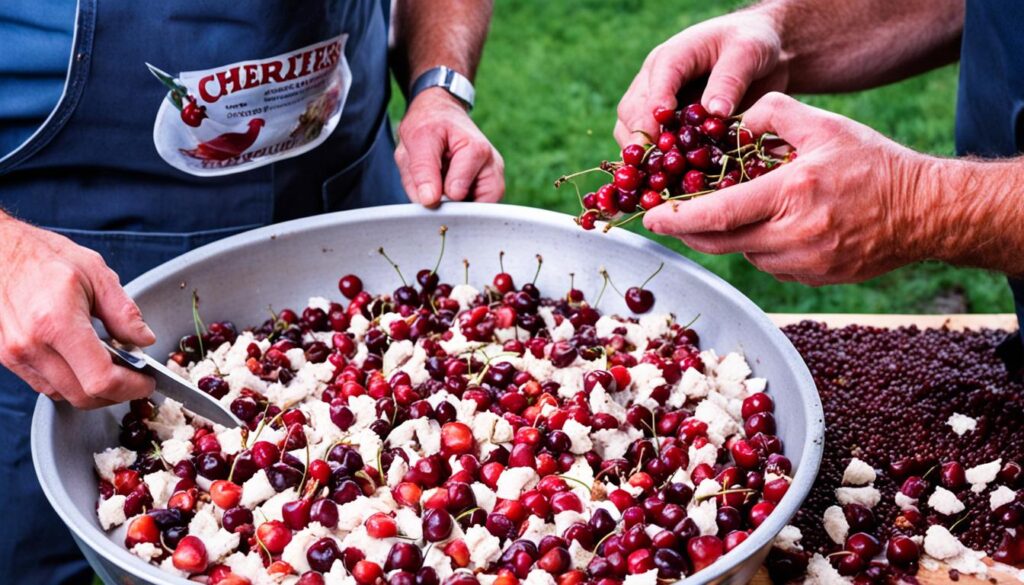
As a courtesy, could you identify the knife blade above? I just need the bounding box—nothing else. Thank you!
[100,339,241,428]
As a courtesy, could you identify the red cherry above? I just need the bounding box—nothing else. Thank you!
[624,287,654,314]
[125,515,160,548]
[282,498,314,530]
[256,520,292,554]
[683,104,708,125]
[180,98,207,128]
[702,117,728,141]
[352,560,384,585]
[210,480,242,509]
[309,459,332,484]
[886,535,920,566]
[578,211,598,231]
[741,393,774,419]
[687,535,724,571]
[653,106,677,125]
[173,535,208,574]
[640,190,664,210]
[338,275,363,299]
[441,422,474,455]
[621,144,646,167]
[366,513,398,538]
[682,170,707,194]
[748,501,775,527]
[656,132,677,152]
[613,166,643,192]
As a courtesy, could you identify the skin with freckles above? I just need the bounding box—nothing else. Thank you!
[0,213,156,408]
[621,0,1024,285]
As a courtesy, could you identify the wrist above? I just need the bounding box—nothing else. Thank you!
[926,157,1024,276]
[409,86,471,114]
[890,152,960,265]
[409,66,475,112]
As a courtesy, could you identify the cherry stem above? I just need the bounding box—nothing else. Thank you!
[554,166,613,187]
[532,255,543,285]
[602,268,624,298]
[249,401,274,444]
[499,250,506,274]
[602,209,646,233]
[455,507,481,522]
[681,312,701,330]
[641,262,665,289]
[594,269,611,307]
[557,475,592,492]
[377,247,407,287]
[432,226,448,275]
[191,290,207,359]
[462,259,470,285]
[630,129,654,143]
[949,512,972,533]
[375,445,384,484]
[695,488,755,503]
[297,443,311,492]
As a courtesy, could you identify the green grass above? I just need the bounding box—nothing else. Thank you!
[392,0,1015,314]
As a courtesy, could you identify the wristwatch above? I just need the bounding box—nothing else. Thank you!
[410,66,476,111]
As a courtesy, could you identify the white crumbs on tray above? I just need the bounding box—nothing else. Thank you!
[927,486,965,516]
[946,412,977,436]
[841,457,876,486]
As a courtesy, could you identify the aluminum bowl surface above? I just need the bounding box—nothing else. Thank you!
[32,202,824,585]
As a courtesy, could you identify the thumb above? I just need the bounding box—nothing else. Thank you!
[740,92,840,150]
[701,41,776,117]
[91,268,156,347]
[403,130,446,207]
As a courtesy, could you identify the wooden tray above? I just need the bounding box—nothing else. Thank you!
[745,314,1021,584]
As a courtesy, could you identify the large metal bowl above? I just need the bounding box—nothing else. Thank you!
[32,203,823,585]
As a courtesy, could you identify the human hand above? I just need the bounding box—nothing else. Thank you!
[615,7,788,146]
[395,88,505,206]
[0,216,156,408]
[643,93,938,286]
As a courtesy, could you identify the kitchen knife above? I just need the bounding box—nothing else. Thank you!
[100,339,241,428]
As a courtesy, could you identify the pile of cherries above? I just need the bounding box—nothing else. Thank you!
[101,234,788,585]
[558,103,794,231]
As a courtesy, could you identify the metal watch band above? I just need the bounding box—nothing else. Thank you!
[410,66,476,111]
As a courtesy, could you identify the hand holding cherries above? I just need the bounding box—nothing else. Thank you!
[558,102,795,232]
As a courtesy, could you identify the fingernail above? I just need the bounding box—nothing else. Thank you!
[140,323,156,344]
[708,98,731,117]
[418,185,436,205]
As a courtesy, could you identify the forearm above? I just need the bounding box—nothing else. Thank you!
[758,0,963,93]
[391,0,493,97]
[912,157,1024,277]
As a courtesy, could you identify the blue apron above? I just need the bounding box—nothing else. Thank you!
[956,0,1024,374]
[0,1,403,582]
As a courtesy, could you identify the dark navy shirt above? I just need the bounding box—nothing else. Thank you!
[956,0,1024,347]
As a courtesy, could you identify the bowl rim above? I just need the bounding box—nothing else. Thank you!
[32,202,824,585]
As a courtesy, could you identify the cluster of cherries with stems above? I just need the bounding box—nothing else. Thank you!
[105,226,787,585]
[555,103,794,232]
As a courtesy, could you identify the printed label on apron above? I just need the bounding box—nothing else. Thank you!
[149,35,351,177]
